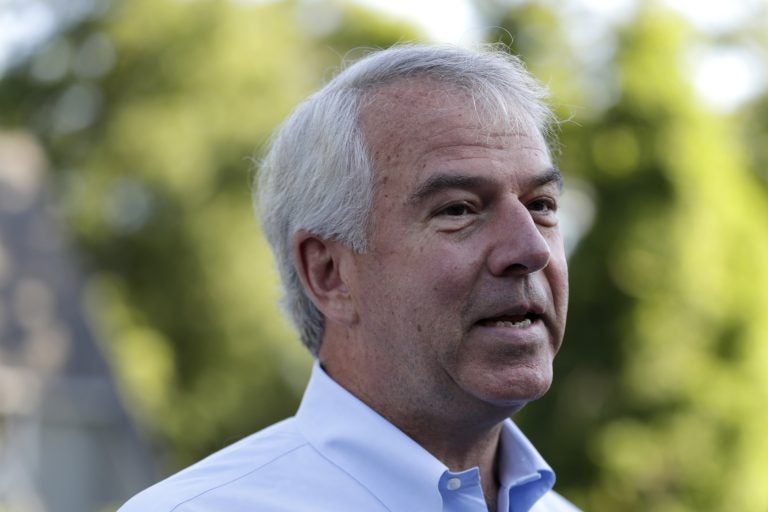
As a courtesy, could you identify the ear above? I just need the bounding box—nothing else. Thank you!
[293,231,358,327]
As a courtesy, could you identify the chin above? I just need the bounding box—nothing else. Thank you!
[475,367,554,409]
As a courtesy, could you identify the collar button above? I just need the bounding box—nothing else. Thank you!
[446,477,462,491]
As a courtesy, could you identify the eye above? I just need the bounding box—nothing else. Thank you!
[527,197,557,215]
[437,201,477,217]
[527,197,559,227]
[430,200,482,232]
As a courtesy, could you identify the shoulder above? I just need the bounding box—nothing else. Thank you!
[119,418,320,512]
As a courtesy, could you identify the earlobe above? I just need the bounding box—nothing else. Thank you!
[293,232,358,326]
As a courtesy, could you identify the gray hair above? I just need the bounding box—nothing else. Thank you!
[256,44,557,356]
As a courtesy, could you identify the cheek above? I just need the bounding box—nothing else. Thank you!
[544,235,568,293]
[364,226,485,317]
[406,243,483,306]
[551,252,569,299]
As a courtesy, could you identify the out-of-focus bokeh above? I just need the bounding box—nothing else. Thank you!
[0,0,766,511]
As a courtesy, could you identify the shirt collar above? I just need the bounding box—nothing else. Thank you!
[296,362,556,512]
[498,419,556,511]
[295,362,446,511]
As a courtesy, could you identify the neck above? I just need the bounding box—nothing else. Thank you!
[398,415,503,468]
[402,418,503,512]
[320,331,513,511]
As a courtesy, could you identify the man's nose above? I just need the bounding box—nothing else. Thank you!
[487,200,551,276]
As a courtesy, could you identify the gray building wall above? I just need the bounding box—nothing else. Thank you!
[0,132,155,512]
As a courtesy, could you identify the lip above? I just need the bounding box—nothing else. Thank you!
[470,316,548,353]
[469,301,551,348]
[476,315,539,329]
[472,302,546,326]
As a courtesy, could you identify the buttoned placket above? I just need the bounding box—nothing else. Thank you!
[438,468,489,512]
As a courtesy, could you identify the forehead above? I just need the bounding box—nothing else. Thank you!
[358,79,550,191]
[360,79,486,156]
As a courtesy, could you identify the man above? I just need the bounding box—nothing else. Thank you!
[121,44,578,512]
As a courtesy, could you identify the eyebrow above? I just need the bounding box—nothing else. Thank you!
[535,167,564,192]
[409,166,563,205]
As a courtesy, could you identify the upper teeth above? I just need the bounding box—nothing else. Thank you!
[489,318,532,328]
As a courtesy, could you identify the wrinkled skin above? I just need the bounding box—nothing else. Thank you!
[322,80,569,434]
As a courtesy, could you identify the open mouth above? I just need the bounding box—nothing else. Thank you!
[477,312,540,329]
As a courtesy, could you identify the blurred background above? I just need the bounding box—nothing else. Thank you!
[1,0,767,511]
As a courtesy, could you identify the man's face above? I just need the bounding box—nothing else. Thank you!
[345,81,568,418]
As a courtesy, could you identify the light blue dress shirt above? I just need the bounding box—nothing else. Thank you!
[120,363,580,512]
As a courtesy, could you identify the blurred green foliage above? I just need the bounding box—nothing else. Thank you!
[1,0,767,510]
[488,2,768,511]
[0,0,421,470]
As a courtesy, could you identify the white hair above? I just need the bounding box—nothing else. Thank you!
[256,44,557,356]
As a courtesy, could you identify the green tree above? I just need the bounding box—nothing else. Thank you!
[0,0,421,471]
[484,2,768,511]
